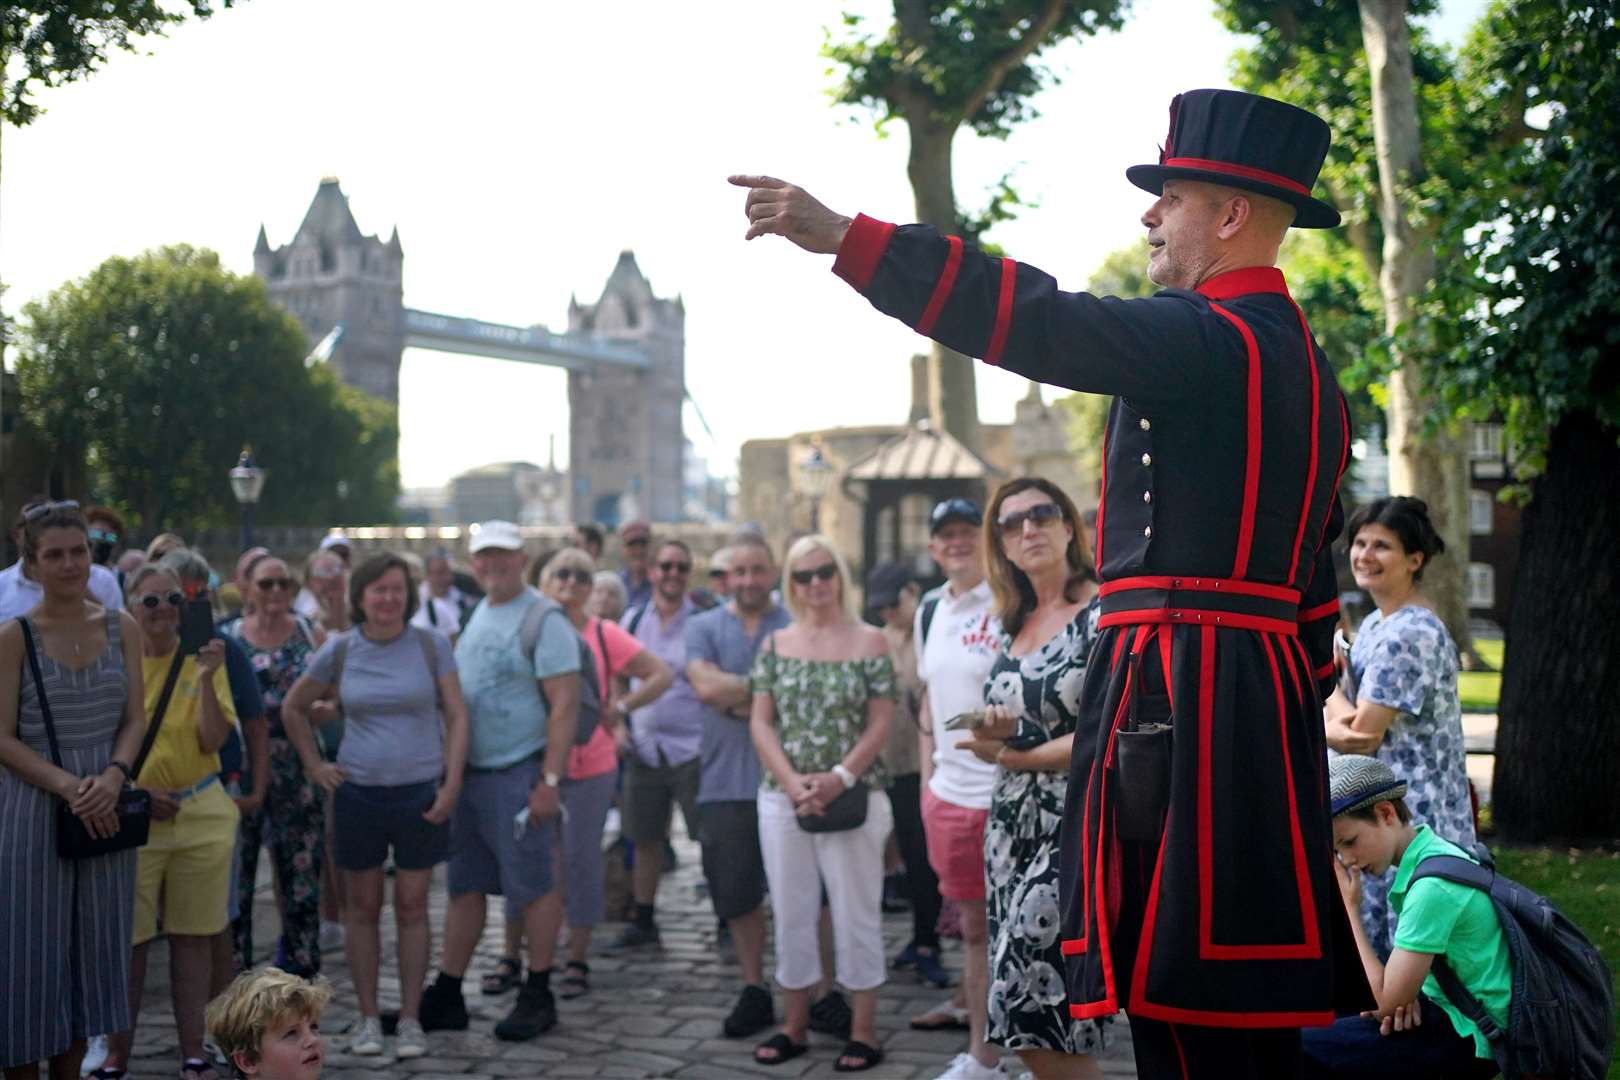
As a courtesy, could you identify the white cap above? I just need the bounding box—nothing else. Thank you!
[318,532,351,551]
[469,520,524,554]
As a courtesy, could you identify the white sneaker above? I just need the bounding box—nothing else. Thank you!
[319,920,346,952]
[936,1052,1008,1080]
[394,1018,427,1059]
[79,1035,109,1076]
[349,1015,384,1055]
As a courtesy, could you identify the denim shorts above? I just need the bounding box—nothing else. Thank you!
[448,758,557,910]
[331,780,449,872]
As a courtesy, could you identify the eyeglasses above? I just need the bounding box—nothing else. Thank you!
[255,577,294,591]
[658,560,691,574]
[624,537,650,548]
[553,568,593,585]
[88,528,119,545]
[790,563,838,586]
[22,499,80,522]
[930,497,982,531]
[138,591,185,610]
[997,502,1064,536]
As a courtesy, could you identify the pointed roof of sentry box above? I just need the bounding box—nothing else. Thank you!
[845,418,1002,482]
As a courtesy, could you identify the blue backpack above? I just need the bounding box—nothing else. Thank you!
[1410,854,1615,1080]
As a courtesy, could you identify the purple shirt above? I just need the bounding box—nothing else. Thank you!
[624,596,704,766]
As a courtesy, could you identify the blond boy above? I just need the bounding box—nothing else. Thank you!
[204,968,332,1080]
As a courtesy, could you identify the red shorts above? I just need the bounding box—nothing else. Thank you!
[921,786,989,901]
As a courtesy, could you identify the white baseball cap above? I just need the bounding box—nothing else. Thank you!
[318,532,351,552]
[469,520,524,553]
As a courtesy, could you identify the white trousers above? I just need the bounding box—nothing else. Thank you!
[757,787,892,992]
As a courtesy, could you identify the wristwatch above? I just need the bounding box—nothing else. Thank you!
[830,763,857,790]
[108,760,134,783]
[542,771,562,788]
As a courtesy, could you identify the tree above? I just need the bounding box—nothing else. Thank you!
[1424,1,1620,841]
[824,0,1128,451]
[1054,244,1154,474]
[14,246,397,532]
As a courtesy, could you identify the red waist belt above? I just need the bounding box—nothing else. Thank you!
[1098,575,1301,635]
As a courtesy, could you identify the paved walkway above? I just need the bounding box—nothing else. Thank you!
[125,822,1138,1079]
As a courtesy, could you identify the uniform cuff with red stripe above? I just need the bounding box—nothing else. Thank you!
[832,213,896,291]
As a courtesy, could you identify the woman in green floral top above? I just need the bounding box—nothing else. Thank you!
[749,535,894,1074]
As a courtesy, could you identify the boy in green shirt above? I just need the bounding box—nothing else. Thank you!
[1301,756,1503,1079]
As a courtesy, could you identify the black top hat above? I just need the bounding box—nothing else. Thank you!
[1126,89,1340,229]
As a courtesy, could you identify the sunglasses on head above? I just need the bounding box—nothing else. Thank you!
[22,499,80,522]
[658,560,691,574]
[997,501,1064,536]
[255,577,294,591]
[553,567,592,585]
[138,591,185,610]
[790,563,838,586]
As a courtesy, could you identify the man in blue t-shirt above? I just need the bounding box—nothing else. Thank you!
[418,521,581,1044]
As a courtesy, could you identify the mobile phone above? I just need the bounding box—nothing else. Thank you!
[944,711,984,731]
[178,599,215,655]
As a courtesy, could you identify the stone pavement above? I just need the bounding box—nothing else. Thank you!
[126,821,1138,1079]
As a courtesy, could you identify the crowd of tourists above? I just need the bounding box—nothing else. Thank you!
[0,487,1585,1080]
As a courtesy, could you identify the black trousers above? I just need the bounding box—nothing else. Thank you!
[1129,1013,1304,1079]
[887,772,941,950]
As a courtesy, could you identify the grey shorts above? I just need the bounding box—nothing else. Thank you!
[699,800,767,922]
[621,754,701,845]
[448,758,556,910]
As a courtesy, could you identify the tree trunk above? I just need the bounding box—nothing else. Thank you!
[906,118,980,453]
[1359,0,1473,656]
[1491,411,1620,841]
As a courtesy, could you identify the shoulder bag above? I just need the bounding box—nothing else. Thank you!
[786,636,869,834]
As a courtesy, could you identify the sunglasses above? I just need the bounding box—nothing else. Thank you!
[553,568,593,585]
[790,563,838,586]
[658,560,691,574]
[88,528,119,544]
[138,591,185,610]
[22,499,80,521]
[255,577,294,591]
[997,502,1064,536]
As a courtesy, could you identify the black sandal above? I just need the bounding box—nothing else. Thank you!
[753,1032,809,1065]
[558,960,590,999]
[809,989,853,1036]
[480,955,522,995]
[832,1040,884,1072]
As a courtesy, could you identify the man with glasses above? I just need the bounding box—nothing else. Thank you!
[608,538,704,952]
[617,519,654,613]
[0,498,126,619]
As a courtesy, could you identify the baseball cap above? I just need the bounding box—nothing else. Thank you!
[318,532,351,552]
[929,497,983,534]
[469,520,525,554]
[865,561,913,610]
[1328,756,1409,817]
[620,520,652,544]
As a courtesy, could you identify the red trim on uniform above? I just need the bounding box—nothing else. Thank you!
[916,235,963,335]
[1169,1024,1190,1080]
[1129,1001,1338,1029]
[1070,999,1121,1020]
[1286,298,1323,586]
[1163,157,1312,196]
[1195,265,1289,300]
[1315,662,1335,681]
[1099,576,1301,604]
[1196,627,1217,956]
[983,258,1017,366]
[1060,938,1087,956]
[1129,770,1175,1014]
[1210,302,1263,579]
[1261,635,1321,958]
[831,213,896,291]
[1099,608,1297,636]
[1299,599,1340,623]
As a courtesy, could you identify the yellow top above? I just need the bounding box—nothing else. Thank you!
[138,649,238,790]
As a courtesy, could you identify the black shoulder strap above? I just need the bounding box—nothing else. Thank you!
[1408,854,1495,892]
[595,619,611,685]
[1407,854,1510,1047]
[920,595,941,646]
[18,618,65,769]
[627,603,647,636]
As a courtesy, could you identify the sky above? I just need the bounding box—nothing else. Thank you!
[1,0,1486,490]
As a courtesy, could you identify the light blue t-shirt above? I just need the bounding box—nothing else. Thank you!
[455,588,580,770]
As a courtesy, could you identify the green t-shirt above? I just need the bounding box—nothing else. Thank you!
[1390,825,1513,1060]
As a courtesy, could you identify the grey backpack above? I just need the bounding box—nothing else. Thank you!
[515,592,601,747]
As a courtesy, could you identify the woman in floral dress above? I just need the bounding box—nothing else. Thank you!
[1325,495,1475,956]
[962,478,1108,1078]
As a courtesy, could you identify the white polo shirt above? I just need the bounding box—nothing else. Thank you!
[914,577,1000,810]
[0,560,125,620]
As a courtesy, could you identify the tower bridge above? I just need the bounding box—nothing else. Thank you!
[254,177,685,523]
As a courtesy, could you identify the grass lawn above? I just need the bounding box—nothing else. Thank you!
[1491,844,1620,1079]
[1460,637,1505,713]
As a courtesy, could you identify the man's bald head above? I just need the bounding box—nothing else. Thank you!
[1142,179,1296,290]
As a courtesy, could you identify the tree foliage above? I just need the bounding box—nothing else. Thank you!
[14,246,397,532]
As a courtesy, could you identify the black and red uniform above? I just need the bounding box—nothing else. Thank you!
[831,213,1374,1073]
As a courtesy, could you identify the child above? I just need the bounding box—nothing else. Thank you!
[1301,756,1504,1079]
[204,967,332,1080]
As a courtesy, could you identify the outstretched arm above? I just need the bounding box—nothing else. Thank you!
[728,175,852,253]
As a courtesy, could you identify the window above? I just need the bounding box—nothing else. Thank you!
[1467,562,1496,609]
[899,493,932,560]
[1470,423,1504,460]
[874,505,896,565]
[1470,490,1494,535]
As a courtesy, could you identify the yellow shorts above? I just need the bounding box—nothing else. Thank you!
[133,779,240,944]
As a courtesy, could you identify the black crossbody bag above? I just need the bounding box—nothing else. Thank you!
[19,617,185,859]
[767,634,869,835]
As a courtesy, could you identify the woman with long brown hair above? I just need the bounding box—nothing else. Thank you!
[960,477,1108,1079]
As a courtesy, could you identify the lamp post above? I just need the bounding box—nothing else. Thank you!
[229,447,266,551]
[799,444,835,533]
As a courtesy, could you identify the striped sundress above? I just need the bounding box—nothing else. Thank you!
[1,611,135,1067]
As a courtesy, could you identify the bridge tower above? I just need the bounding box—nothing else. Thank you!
[254,178,405,403]
[566,252,686,525]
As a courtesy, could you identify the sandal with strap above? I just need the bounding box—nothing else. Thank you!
[558,960,591,999]
[480,955,522,995]
[179,1059,220,1080]
[753,1032,809,1065]
[832,1040,885,1073]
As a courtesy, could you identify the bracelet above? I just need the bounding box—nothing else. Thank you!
[108,760,134,783]
[830,763,857,790]
[995,745,1010,768]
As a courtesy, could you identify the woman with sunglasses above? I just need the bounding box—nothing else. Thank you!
[960,478,1108,1079]
[101,564,240,1080]
[0,502,147,1079]
[749,535,895,1073]
[220,555,332,978]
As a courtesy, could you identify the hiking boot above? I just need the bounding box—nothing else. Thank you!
[494,984,557,1041]
[416,978,469,1032]
[722,983,775,1039]
[603,920,661,953]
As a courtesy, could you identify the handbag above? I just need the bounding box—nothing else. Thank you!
[768,634,871,835]
[19,617,185,860]
[1113,637,1173,844]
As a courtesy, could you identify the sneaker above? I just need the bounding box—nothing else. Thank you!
[319,920,345,952]
[808,988,852,1037]
[349,1016,384,1055]
[416,979,470,1032]
[394,1018,427,1059]
[79,1035,109,1076]
[603,920,661,953]
[721,984,774,1039]
[913,945,953,988]
[936,1052,1008,1079]
[892,942,921,970]
[494,984,557,1041]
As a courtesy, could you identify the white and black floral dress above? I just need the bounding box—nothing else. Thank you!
[983,599,1110,1054]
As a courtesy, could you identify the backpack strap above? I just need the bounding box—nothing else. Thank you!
[1406,854,1510,1048]
[329,631,350,693]
[518,592,553,668]
[919,595,941,647]
[1408,854,1495,892]
[625,603,647,637]
[411,626,445,711]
